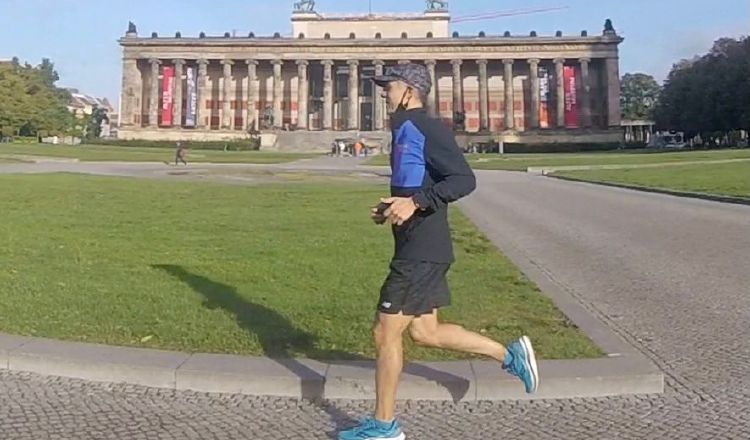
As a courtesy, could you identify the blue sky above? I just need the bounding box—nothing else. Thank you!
[1,0,747,104]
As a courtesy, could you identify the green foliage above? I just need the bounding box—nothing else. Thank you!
[10,136,38,144]
[620,73,661,120]
[504,143,624,154]
[84,106,109,140]
[655,37,750,137]
[90,138,261,151]
[0,58,75,137]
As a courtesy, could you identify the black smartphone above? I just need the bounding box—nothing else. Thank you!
[373,201,391,225]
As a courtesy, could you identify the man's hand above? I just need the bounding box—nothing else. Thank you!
[381,197,418,226]
[370,204,388,225]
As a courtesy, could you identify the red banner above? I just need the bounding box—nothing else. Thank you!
[161,66,175,126]
[563,66,578,128]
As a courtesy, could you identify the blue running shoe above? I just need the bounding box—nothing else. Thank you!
[338,417,405,440]
[503,335,540,393]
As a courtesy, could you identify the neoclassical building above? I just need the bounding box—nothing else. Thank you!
[118,6,624,148]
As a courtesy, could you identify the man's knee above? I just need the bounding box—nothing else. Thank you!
[409,324,438,347]
[373,313,411,348]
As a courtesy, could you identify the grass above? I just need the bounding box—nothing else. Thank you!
[0,143,319,164]
[556,161,750,198]
[0,174,601,361]
[0,157,27,163]
[366,148,750,171]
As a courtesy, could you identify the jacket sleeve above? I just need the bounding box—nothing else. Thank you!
[412,122,476,211]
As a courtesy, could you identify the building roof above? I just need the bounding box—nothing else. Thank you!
[66,89,115,112]
[119,34,622,45]
[291,11,449,21]
[121,8,622,45]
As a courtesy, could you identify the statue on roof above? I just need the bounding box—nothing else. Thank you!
[426,0,449,10]
[127,21,137,34]
[603,18,616,34]
[293,0,315,12]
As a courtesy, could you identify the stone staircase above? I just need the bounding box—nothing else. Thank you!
[260,130,389,153]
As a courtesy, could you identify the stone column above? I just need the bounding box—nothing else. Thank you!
[476,60,489,131]
[605,57,621,127]
[296,60,309,130]
[272,60,283,129]
[119,58,142,127]
[374,60,385,130]
[347,60,359,130]
[221,60,233,129]
[322,60,334,130]
[451,59,463,114]
[245,60,258,130]
[555,58,565,128]
[528,59,540,129]
[579,58,592,128]
[426,60,437,117]
[148,58,160,127]
[172,59,185,127]
[503,59,515,130]
[196,59,208,129]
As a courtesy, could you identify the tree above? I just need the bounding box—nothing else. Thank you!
[38,58,60,86]
[0,58,75,137]
[85,106,109,139]
[655,36,750,142]
[620,73,661,120]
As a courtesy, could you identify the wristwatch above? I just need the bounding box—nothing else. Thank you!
[411,194,428,211]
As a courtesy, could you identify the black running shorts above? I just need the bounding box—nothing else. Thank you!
[377,260,451,316]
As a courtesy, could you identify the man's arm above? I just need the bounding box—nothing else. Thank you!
[411,123,476,212]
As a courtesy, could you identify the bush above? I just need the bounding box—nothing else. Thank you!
[11,136,38,144]
[86,138,261,151]
[503,142,624,154]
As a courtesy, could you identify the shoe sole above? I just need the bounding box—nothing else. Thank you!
[520,335,539,393]
[362,435,405,440]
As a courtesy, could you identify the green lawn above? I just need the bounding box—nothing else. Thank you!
[0,174,601,361]
[366,148,750,171]
[0,143,319,164]
[0,157,26,163]
[557,161,750,198]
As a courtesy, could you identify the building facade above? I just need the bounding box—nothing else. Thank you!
[66,88,116,119]
[118,7,624,147]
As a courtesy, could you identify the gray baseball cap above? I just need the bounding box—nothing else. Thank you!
[372,63,431,94]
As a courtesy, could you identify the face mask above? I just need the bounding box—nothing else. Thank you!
[393,87,412,114]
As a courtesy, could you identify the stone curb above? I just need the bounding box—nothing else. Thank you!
[0,332,662,401]
[548,175,750,206]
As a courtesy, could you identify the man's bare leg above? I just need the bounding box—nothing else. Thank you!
[373,312,414,422]
[409,309,506,361]
[410,310,539,394]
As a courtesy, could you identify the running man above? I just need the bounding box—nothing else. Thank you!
[338,63,539,440]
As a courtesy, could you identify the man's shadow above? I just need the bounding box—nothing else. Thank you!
[153,264,471,435]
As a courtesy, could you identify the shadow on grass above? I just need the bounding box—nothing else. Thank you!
[153,264,472,436]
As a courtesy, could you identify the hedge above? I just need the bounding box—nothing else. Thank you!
[85,138,261,151]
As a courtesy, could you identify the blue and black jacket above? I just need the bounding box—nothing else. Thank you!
[389,108,476,264]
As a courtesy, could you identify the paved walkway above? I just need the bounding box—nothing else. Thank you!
[1,160,749,438]
[0,156,390,183]
[461,171,750,400]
